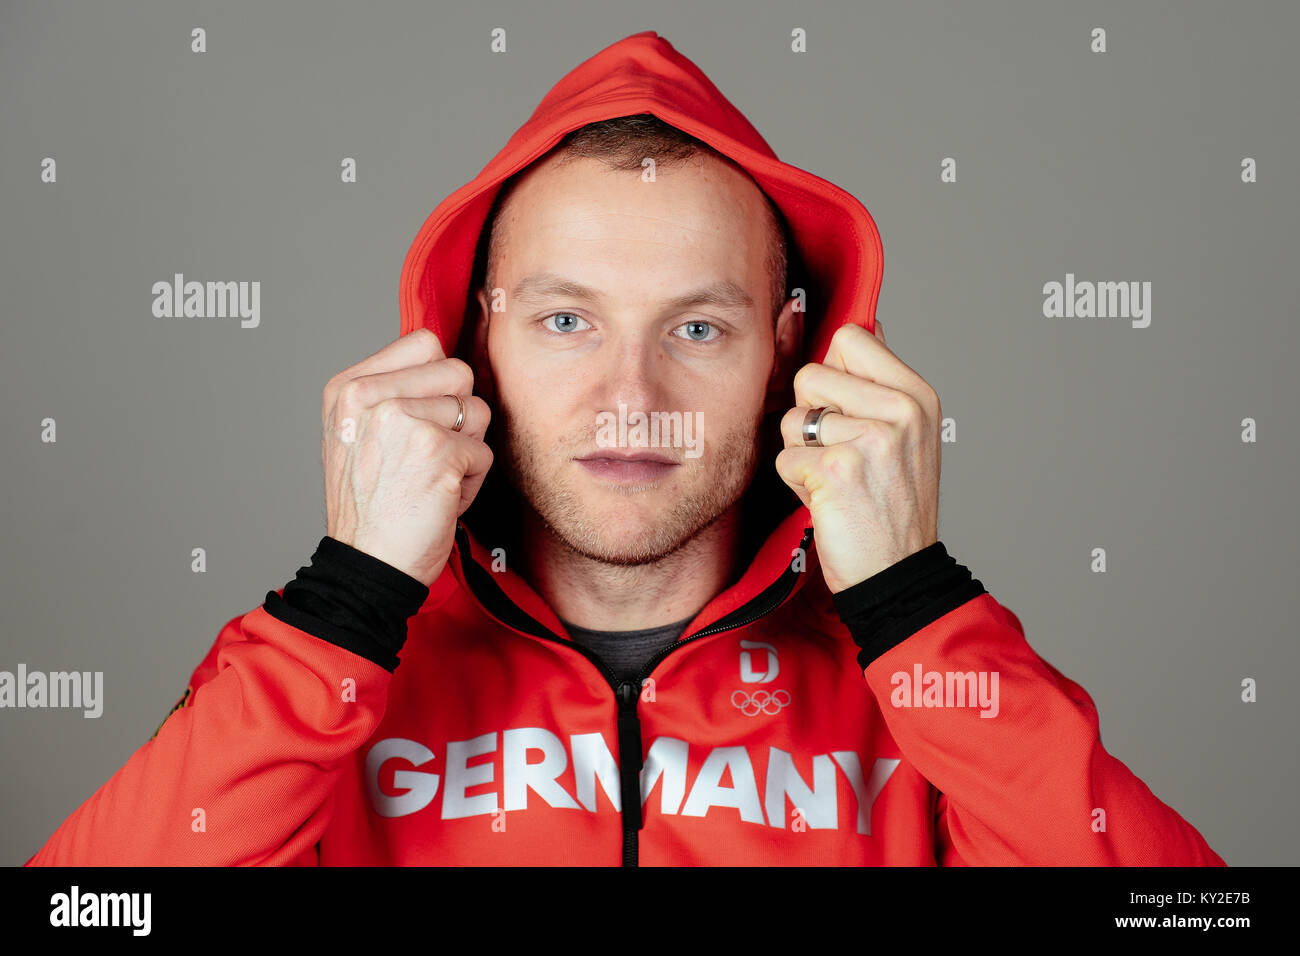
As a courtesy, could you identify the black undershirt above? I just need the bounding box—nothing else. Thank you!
[559,616,695,685]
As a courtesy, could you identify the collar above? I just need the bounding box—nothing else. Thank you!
[446,506,817,645]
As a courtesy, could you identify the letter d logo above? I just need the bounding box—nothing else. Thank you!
[740,639,779,683]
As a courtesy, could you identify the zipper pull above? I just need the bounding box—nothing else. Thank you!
[618,681,635,708]
[616,681,644,829]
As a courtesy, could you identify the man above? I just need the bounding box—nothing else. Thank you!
[27,31,1224,866]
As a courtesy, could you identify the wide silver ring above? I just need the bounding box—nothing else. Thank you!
[802,406,837,447]
[446,393,466,432]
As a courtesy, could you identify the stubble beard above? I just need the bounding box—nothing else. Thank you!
[494,403,763,567]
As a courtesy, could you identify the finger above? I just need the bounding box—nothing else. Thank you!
[772,447,813,509]
[775,444,872,498]
[324,329,448,416]
[445,431,495,515]
[347,327,447,378]
[791,362,920,425]
[367,394,490,442]
[775,444,823,484]
[442,425,495,477]
[336,358,475,412]
[780,405,894,449]
[823,322,921,393]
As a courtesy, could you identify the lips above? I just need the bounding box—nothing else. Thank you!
[575,452,681,484]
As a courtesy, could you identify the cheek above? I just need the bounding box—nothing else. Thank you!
[492,354,580,436]
[490,332,542,407]
[698,346,771,410]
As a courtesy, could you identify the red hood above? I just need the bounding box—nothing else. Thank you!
[398,30,884,637]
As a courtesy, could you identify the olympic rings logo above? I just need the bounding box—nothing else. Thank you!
[731,689,791,716]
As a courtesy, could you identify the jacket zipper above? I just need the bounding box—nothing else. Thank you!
[453,522,815,867]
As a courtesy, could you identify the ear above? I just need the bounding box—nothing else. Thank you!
[763,298,803,416]
[472,288,497,405]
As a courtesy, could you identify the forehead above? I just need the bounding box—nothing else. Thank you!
[490,152,771,278]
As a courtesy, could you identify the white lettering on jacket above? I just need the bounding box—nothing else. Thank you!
[365,732,899,834]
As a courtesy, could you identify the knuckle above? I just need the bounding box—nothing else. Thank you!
[336,378,369,410]
[897,390,925,423]
[408,326,436,349]
[410,421,443,455]
[405,327,443,362]
[923,385,942,418]
[832,324,859,346]
[436,469,464,497]
[442,357,474,391]
[322,375,344,413]
[821,442,865,473]
[370,397,405,429]
[862,421,893,452]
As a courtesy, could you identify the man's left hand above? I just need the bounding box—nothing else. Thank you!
[775,320,942,594]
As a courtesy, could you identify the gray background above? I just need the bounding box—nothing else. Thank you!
[2,0,1295,866]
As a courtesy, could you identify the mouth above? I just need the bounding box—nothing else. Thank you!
[574,452,682,484]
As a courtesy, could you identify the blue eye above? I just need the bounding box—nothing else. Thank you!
[543,312,590,333]
[672,320,721,342]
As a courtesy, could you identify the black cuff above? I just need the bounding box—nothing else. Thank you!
[262,536,430,673]
[831,541,987,671]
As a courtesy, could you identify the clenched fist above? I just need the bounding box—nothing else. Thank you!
[321,327,493,587]
[774,320,941,594]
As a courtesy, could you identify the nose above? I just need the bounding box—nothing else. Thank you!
[595,333,675,417]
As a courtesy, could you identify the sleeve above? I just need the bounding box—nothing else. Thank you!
[832,541,1227,867]
[22,536,428,866]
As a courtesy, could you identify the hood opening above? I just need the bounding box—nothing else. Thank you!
[399,30,884,611]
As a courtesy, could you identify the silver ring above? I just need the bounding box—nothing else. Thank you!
[446,394,466,432]
[801,406,836,447]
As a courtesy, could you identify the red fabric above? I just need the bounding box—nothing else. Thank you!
[25,31,1223,866]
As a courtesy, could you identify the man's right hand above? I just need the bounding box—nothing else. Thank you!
[321,327,493,587]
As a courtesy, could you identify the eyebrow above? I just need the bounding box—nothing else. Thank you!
[510,272,754,312]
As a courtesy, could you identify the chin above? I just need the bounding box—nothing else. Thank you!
[561,528,690,567]
[574,505,667,548]
[536,492,686,565]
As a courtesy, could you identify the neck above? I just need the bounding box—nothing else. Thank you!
[518,505,746,631]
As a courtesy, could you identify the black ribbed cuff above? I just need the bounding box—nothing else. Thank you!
[262,536,429,673]
[832,541,987,671]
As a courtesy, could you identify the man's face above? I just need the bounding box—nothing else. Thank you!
[474,152,797,566]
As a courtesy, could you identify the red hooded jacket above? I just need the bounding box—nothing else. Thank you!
[25,31,1225,867]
